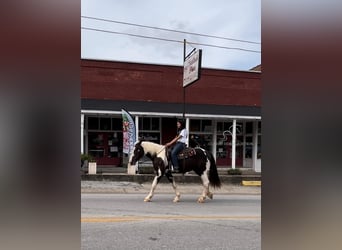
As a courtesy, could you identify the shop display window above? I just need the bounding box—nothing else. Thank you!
[189,119,213,152]
[86,116,124,166]
[138,117,161,143]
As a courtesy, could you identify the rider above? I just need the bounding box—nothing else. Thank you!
[165,119,188,173]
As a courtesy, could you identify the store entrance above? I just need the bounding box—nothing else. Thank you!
[88,132,123,166]
[161,117,177,144]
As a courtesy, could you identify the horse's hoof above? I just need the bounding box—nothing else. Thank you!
[197,197,205,203]
[144,198,151,202]
[207,193,213,199]
[173,198,180,203]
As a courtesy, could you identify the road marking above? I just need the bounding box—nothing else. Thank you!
[242,180,261,186]
[81,215,261,223]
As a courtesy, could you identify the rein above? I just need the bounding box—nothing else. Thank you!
[155,146,167,156]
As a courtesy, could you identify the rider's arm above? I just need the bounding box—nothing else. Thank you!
[165,134,182,147]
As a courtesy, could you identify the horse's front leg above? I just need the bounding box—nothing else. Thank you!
[165,169,180,202]
[144,174,161,202]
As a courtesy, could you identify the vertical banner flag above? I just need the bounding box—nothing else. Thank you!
[122,109,136,154]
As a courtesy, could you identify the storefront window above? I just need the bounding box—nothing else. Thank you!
[202,120,212,132]
[245,136,253,158]
[100,117,111,130]
[151,117,160,130]
[88,117,99,130]
[189,119,213,151]
[140,117,151,130]
[138,132,160,143]
[138,117,161,143]
[190,119,212,132]
[217,121,235,134]
[88,133,105,158]
[107,132,123,158]
[190,134,212,152]
[112,118,122,130]
[216,121,244,166]
[86,115,123,166]
[217,121,243,135]
[246,122,253,134]
[190,119,200,131]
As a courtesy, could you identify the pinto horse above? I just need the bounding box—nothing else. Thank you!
[128,140,221,203]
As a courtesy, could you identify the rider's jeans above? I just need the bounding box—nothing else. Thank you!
[171,142,186,169]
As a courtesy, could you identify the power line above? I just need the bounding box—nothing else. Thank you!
[81,15,260,45]
[81,26,261,53]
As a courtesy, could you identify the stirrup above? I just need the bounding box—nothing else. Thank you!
[172,167,180,173]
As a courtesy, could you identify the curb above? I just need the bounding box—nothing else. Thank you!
[81,173,261,185]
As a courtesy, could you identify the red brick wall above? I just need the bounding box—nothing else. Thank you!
[81,59,261,107]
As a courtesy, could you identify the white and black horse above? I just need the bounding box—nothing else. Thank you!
[128,140,221,203]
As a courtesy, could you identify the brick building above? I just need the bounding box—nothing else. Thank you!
[81,59,261,171]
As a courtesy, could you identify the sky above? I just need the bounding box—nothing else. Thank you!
[81,0,261,71]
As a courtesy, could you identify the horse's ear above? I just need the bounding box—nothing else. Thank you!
[135,137,143,146]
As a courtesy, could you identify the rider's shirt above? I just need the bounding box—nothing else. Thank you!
[177,128,188,144]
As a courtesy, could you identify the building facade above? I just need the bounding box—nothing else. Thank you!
[81,59,261,171]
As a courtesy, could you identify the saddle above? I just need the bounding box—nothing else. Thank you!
[165,147,197,173]
[167,147,196,160]
[177,147,197,160]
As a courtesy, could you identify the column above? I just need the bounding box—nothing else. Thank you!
[242,121,246,167]
[212,120,217,160]
[252,120,259,171]
[186,117,190,146]
[135,115,139,142]
[232,119,236,169]
[81,113,84,154]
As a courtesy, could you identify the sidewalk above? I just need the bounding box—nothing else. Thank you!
[81,167,261,194]
[81,181,261,195]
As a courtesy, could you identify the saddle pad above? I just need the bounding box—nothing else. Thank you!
[177,147,196,160]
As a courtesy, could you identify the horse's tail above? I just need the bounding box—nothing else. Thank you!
[206,150,221,189]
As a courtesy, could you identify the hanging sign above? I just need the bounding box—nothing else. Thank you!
[183,49,202,87]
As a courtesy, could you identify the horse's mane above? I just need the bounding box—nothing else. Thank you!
[140,140,163,149]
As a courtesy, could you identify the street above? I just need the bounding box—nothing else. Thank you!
[82,192,260,250]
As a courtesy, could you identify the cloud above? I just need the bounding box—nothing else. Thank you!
[81,0,260,70]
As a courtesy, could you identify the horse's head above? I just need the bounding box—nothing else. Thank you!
[129,140,145,165]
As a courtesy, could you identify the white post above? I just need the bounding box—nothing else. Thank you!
[212,120,217,160]
[88,162,97,174]
[242,121,246,167]
[252,121,259,171]
[186,117,190,146]
[135,115,139,142]
[232,119,236,169]
[81,114,84,154]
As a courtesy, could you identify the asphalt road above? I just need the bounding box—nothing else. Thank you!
[81,193,261,250]
[81,180,261,195]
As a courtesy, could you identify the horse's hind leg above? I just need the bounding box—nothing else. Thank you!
[144,170,162,202]
[207,188,213,199]
[165,169,180,202]
[198,172,210,203]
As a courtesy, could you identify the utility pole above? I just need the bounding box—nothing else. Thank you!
[183,39,186,119]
